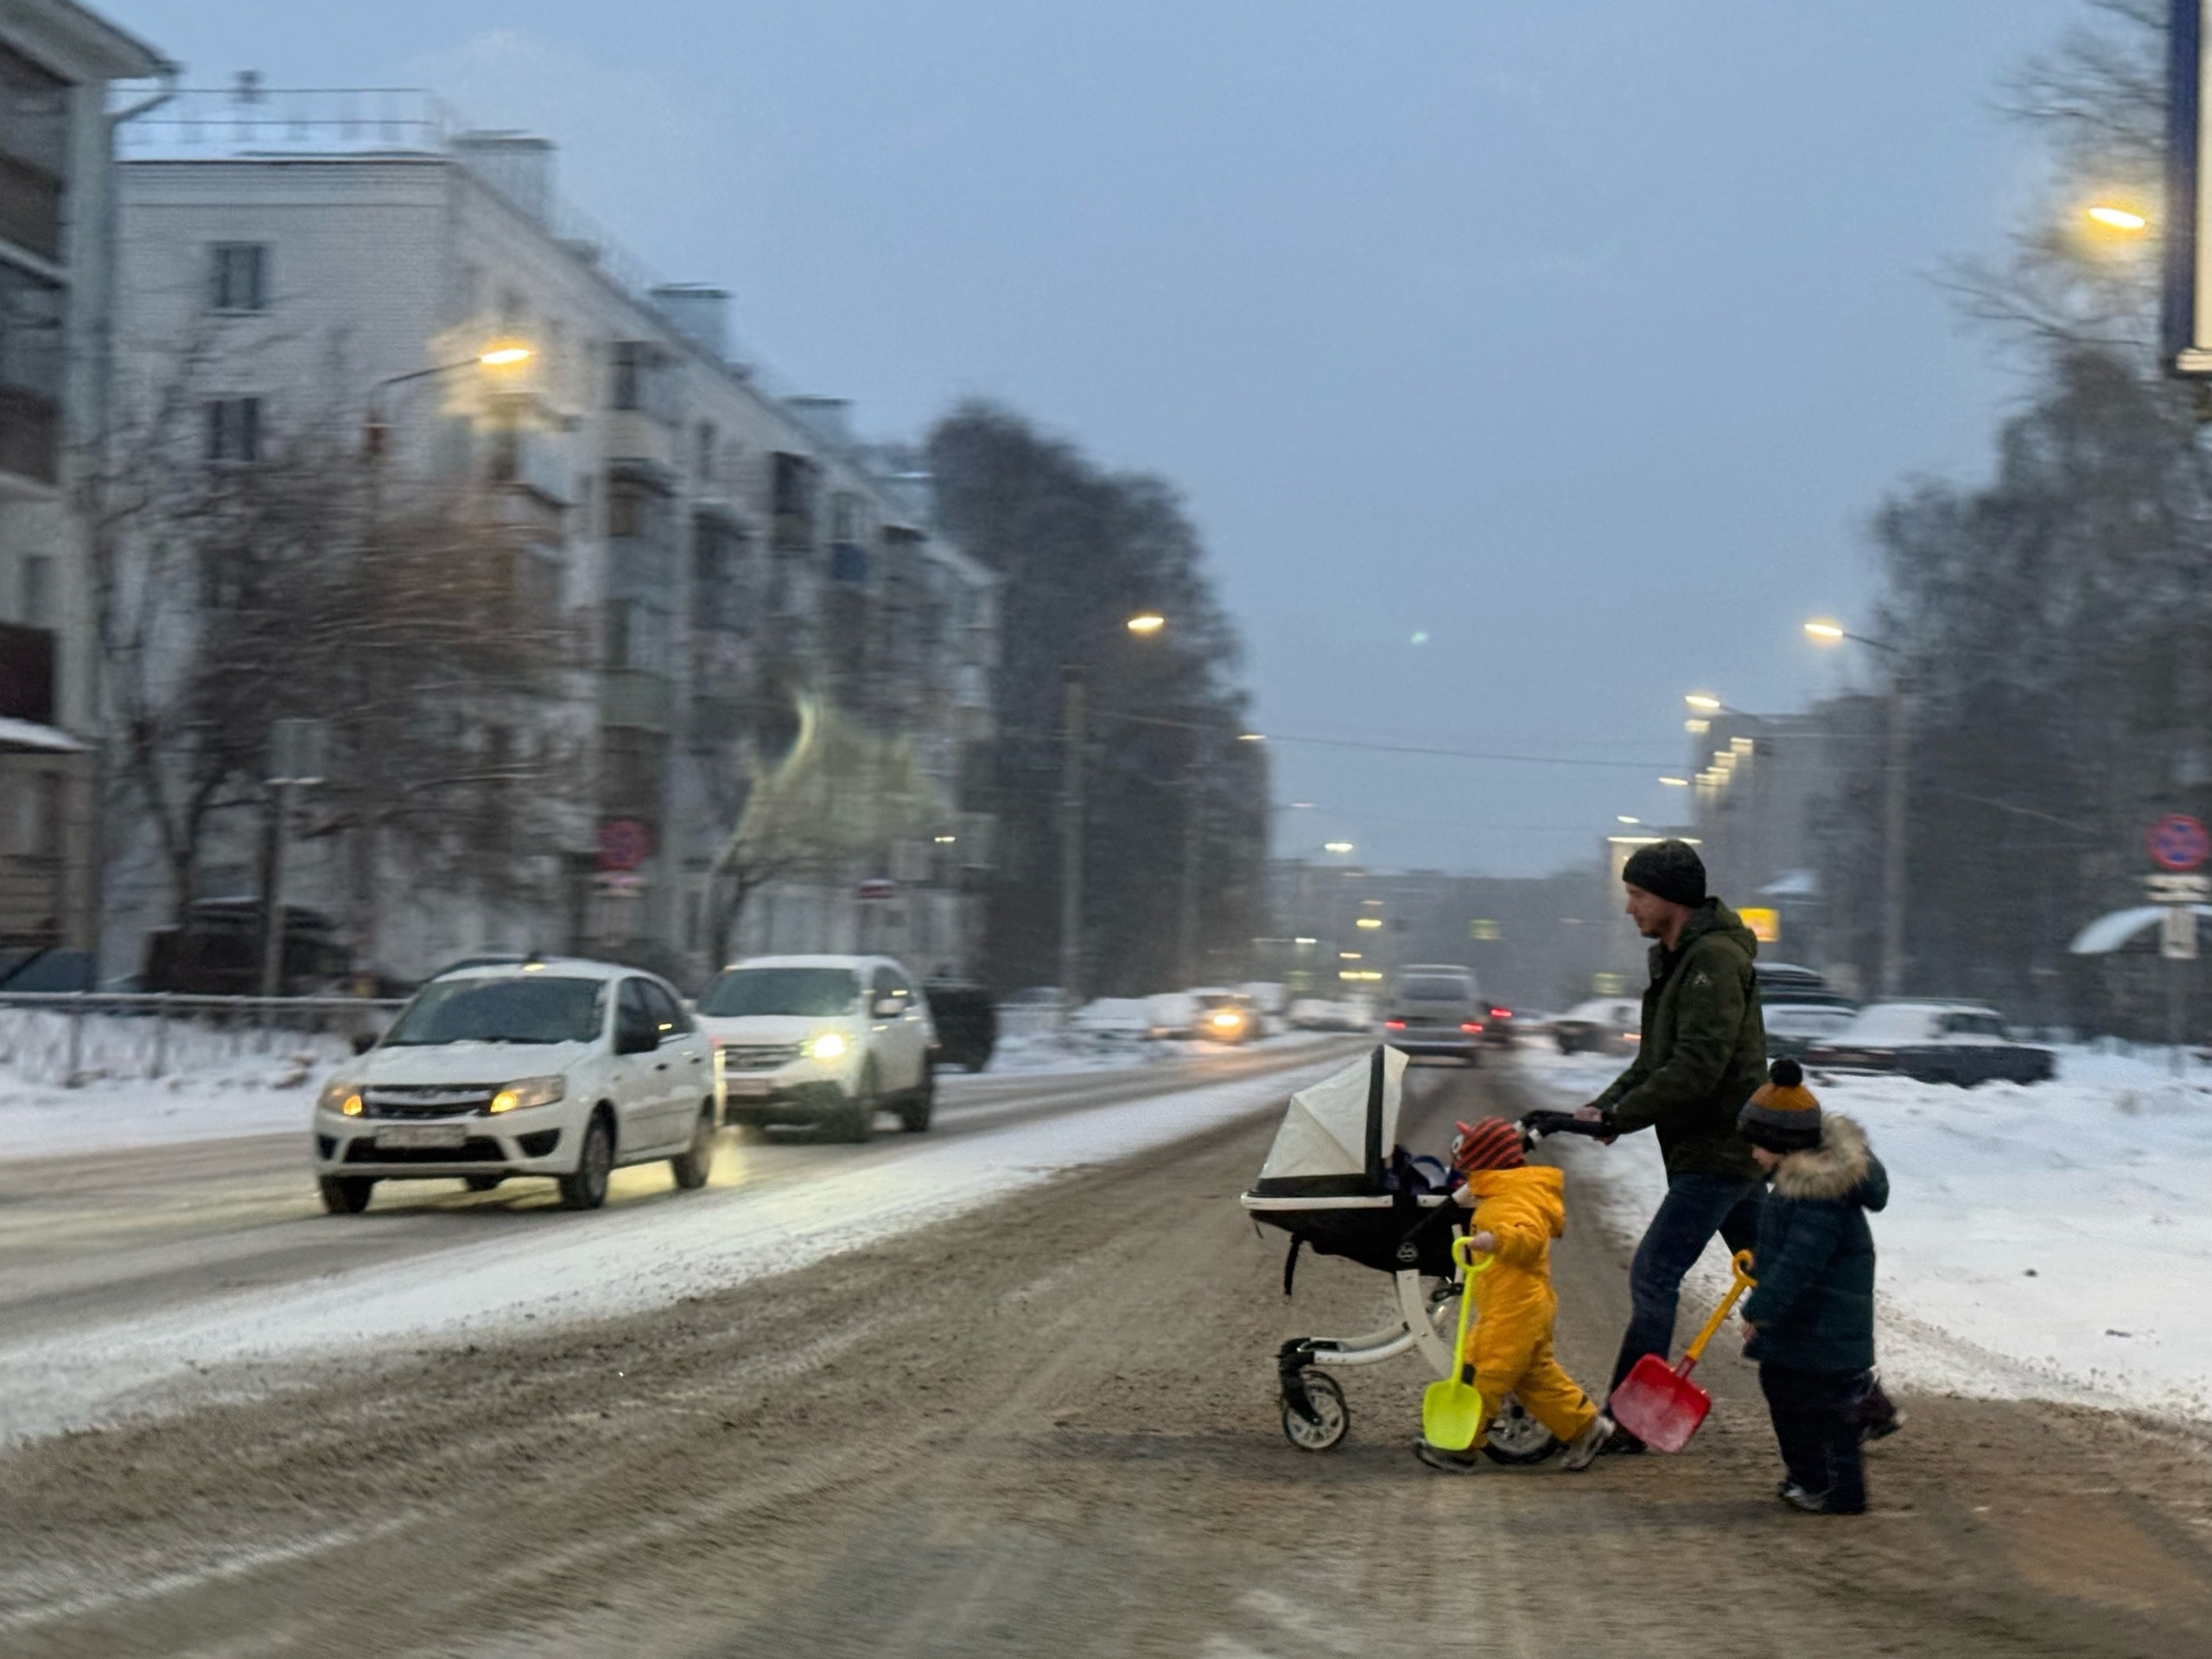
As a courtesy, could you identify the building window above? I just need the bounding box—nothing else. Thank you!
[205,397,264,462]
[0,43,67,261]
[209,244,269,312]
[696,421,716,482]
[0,264,63,484]
[612,341,648,411]
[20,553,51,626]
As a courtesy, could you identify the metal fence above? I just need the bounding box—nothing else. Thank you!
[0,994,404,1088]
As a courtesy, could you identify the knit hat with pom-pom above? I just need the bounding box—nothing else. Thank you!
[1737,1058,1822,1153]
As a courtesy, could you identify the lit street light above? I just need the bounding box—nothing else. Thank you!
[1803,615,1912,996]
[1324,840,1355,855]
[2086,203,2149,233]
[1658,776,1690,788]
[1684,693,1723,713]
[1617,815,1641,825]
[1126,613,1166,635]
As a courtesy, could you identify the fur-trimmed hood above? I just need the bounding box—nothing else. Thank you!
[1769,1113,1887,1209]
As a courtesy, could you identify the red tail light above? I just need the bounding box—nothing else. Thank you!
[1490,1007,1511,1019]
[1385,1019,1407,1030]
[1461,1021,1483,1033]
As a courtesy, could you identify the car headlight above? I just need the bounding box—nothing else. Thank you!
[809,1032,849,1062]
[488,1076,567,1115]
[318,1079,365,1116]
[1210,1011,1243,1031]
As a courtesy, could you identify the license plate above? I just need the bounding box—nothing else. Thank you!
[375,1124,467,1151]
[726,1077,773,1097]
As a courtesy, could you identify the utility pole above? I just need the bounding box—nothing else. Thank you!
[1057,666,1086,1022]
[1179,759,1205,988]
[1878,671,1913,998]
[260,719,328,1003]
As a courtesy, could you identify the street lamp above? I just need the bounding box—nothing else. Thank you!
[1324,840,1355,855]
[1805,616,1912,997]
[364,341,536,455]
[1058,612,1170,1017]
[1657,776,1690,788]
[1684,693,1723,713]
[2085,203,2150,233]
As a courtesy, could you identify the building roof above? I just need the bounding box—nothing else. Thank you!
[8,0,173,82]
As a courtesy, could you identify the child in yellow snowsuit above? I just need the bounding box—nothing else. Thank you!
[1415,1117,1614,1474]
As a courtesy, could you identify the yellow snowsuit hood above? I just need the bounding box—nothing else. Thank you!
[1461,1164,1567,1376]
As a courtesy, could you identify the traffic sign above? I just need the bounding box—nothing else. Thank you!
[596,818,652,872]
[2147,813,2210,872]
[2146,873,2212,902]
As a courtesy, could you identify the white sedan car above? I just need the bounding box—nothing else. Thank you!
[311,957,718,1214]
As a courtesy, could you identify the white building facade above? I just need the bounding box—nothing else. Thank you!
[108,86,997,988]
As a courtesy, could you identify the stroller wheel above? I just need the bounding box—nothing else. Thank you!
[1480,1394,1561,1465]
[1280,1370,1349,1452]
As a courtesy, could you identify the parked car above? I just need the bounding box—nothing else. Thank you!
[695,954,936,1141]
[1553,997,1641,1056]
[1761,995,1859,1060]
[311,957,717,1215]
[1480,1004,1520,1050]
[922,977,997,1072]
[143,899,352,996]
[1802,1001,2056,1087]
[1383,966,1484,1064]
[1287,996,1369,1033]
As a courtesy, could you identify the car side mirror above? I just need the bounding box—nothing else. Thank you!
[874,995,904,1018]
[350,1030,379,1056]
[616,1020,657,1056]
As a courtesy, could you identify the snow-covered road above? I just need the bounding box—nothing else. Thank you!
[1522,1046,2212,1423]
[0,1044,1356,1442]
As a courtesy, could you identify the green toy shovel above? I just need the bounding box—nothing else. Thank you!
[1421,1235,1496,1451]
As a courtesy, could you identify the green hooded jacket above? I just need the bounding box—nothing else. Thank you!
[1591,899,1765,1180]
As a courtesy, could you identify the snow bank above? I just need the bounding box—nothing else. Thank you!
[0,1008,341,1159]
[1519,1046,2212,1422]
[0,1055,1346,1441]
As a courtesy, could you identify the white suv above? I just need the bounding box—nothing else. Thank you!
[311,957,717,1214]
[695,954,936,1142]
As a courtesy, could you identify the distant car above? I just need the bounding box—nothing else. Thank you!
[1802,1001,2056,1087]
[1192,987,1260,1045]
[1383,968,1483,1064]
[1553,997,1641,1057]
[1480,1004,1519,1050]
[311,957,717,1215]
[696,955,937,1141]
[922,979,996,1072]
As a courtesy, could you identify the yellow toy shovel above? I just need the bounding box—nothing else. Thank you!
[1421,1236,1496,1451]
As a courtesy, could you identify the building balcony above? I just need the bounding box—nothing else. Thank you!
[604,410,676,473]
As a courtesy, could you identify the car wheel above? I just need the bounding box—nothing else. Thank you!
[842,1065,878,1143]
[899,1060,935,1134]
[671,1106,716,1189]
[318,1176,375,1215]
[464,1173,505,1193]
[558,1115,613,1210]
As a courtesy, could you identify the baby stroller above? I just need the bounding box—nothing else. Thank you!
[1238,1046,1557,1460]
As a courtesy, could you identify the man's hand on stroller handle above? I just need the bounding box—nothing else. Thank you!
[1519,1108,1618,1145]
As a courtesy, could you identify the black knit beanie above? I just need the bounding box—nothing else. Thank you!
[1621,838,1707,908]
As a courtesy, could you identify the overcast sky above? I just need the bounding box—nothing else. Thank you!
[119,0,2093,875]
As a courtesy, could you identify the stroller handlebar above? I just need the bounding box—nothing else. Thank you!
[1519,1109,1615,1141]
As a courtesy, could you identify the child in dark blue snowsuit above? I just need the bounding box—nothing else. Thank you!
[1736,1060,1888,1516]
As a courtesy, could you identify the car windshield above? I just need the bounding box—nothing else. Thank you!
[1764,1004,1854,1037]
[384,976,606,1046]
[700,967,861,1018]
[1401,976,1471,1002]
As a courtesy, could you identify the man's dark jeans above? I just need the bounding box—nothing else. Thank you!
[1606,1173,1764,1396]
[1758,1363,1869,1513]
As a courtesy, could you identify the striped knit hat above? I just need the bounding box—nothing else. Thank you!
[1738,1058,1822,1153]
[1452,1117,1526,1173]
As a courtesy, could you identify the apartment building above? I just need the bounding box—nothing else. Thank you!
[108,85,997,986]
[0,3,168,963]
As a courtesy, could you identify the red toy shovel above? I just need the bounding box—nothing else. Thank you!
[1608,1250,1758,1453]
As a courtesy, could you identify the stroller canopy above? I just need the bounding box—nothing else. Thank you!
[1251,1046,1408,1198]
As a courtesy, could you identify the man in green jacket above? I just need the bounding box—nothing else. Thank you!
[1573,839,1768,1446]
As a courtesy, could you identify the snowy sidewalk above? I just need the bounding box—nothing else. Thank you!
[1521,1046,2212,1423]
